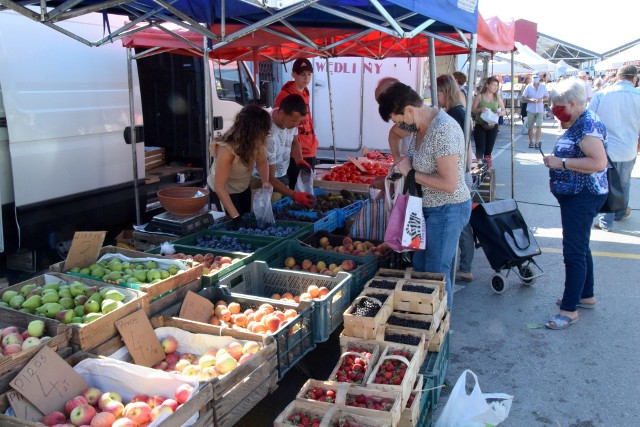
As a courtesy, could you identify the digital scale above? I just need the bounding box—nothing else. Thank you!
[145,209,214,236]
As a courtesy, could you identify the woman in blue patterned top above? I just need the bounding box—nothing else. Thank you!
[541,77,609,330]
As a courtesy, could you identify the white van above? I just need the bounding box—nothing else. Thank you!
[0,10,259,271]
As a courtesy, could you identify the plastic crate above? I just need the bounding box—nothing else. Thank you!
[337,198,366,226]
[420,331,449,411]
[171,230,281,261]
[216,260,350,343]
[209,217,313,240]
[197,286,315,379]
[146,244,249,286]
[260,240,377,304]
[272,197,339,232]
[416,390,433,427]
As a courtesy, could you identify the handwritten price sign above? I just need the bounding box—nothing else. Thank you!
[65,231,107,271]
[7,390,44,422]
[115,310,165,367]
[179,291,214,323]
[10,346,87,414]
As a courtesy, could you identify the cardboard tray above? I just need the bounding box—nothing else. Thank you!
[48,246,204,301]
[0,273,147,351]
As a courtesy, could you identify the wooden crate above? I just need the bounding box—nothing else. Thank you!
[393,280,441,315]
[148,279,202,316]
[274,400,334,427]
[401,271,446,296]
[49,245,204,301]
[327,410,391,427]
[296,379,345,409]
[340,385,403,427]
[0,351,209,427]
[374,269,407,279]
[428,311,450,353]
[366,338,426,408]
[343,292,393,339]
[145,147,166,171]
[0,273,147,351]
[314,178,371,194]
[0,311,71,377]
[328,341,380,386]
[384,311,437,344]
[131,230,179,252]
[399,389,422,427]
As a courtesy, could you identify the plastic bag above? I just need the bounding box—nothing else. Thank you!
[480,109,499,125]
[294,167,314,194]
[252,187,275,227]
[435,370,513,427]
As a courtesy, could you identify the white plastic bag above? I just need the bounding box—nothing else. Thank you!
[435,370,513,427]
[480,109,499,125]
[252,187,275,227]
[294,168,314,194]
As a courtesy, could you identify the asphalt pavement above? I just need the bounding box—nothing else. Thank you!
[438,117,640,426]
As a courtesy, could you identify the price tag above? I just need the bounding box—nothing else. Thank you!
[10,346,88,415]
[115,310,165,367]
[65,231,107,271]
[7,390,44,422]
[179,291,214,324]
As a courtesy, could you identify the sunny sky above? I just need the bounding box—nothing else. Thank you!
[479,0,640,54]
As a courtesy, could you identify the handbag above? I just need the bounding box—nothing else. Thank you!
[435,370,513,427]
[599,154,625,213]
[383,172,426,252]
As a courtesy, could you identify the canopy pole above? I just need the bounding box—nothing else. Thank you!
[326,57,337,164]
[428,37,437,106]
[510,50,515,199]
[464,34,478,160]
[203,37,213,209]
[126,47,141,226]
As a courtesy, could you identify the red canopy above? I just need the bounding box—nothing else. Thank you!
[122,14,515,61]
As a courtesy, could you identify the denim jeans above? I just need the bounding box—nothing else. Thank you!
[413,199,472,308]
[597,158,636,229]
[457,173,475,273]
[554,192,608,312]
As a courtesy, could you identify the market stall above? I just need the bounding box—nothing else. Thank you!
[595,43,640,71]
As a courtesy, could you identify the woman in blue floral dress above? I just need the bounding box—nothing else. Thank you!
[541,78,608,330]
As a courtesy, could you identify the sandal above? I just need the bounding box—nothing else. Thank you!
[545,314,578,330]
[556,299,596,309]
[535,143,540,149]
[528,143,534,148]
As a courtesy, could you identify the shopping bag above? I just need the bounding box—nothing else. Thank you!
[599,155,625,213]
[480,109,499,125]
[383,176,426,252]
[252,187,275,227]
[350,190,387,241]
[435,370,513,427]
[294,167,314,195]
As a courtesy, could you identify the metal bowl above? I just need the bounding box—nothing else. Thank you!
[157,186,209,216]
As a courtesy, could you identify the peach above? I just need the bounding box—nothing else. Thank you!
[215,300,227,307]
[309,265,319,273]
[253,310,267,322]
[342,237,353,245]
[301,259,313,270]
[307,285,320,298]
[227,302,241,314]
[266,316,281,333]
[270,293,281,300]
[259,303,274,314]
[219,309,231,322]
[284,257,297,268]
[299,292,312,301]
[215,353,238,375]
[293,295,301,303]
[253,323,267,334]
[208,315,221,326]
[247,321,259,332]
[243,341,261,355]
[319,237,330,248]
[272,311,286,322]
[227,342,244,361]
[316,261,327,271]
[234,313,248,327]
[247,313,256,324]
[282,292,294,301]
[244,308,255,316]
[284,309,298,319]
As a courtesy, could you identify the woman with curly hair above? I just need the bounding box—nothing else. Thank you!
[207,104,272,219]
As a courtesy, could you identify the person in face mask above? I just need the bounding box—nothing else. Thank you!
[541,77,608,330]
[378,82,472,309]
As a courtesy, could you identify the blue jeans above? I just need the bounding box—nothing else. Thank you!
[554,192,607,312]
[597,158,636,229]
[413,199,472,308]
[458,173,475,273]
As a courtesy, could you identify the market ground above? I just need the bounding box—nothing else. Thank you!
[238,117,640,427]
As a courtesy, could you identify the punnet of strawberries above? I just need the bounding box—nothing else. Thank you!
[406,393,416,408]
[373,350,413,385]
[345,393,395,411]
[334,348,373,384]
[285,411,323,427]
[305,387,336,403]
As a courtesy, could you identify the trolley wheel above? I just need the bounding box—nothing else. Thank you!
[519,265,537,286]
[490,273,508,294]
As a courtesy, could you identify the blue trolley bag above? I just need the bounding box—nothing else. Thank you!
[470,199,541,271]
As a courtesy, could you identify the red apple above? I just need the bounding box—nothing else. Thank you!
[161,336,178,354]
[100,400,124,418]
[65,396,88,415]
[98,391,122,409]
[179,353,197,364]
[42,411,66,426]
[161,398,178,411]
[90,411,116,427]
[69,403,97,426]
[123,401,151,425]
[2,332,24,347]
[174,383,193,405]
[81,387,102,407]
[130,394,149,403]
[164,352,180,364]
[4,343,23,355]
[21,330,31,340]
[152,360,169,371]
[21,336,42,351]
[1,326,20,338]
[111,419,137,427]
[150,404,174,421]
[146,395,165,409]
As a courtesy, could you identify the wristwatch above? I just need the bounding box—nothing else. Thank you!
[562,158,567,169]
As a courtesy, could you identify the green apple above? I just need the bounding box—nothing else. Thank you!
[69,266,81,273]
[145,260,158,269]
[79,268,91,275]
[108,260,123,272]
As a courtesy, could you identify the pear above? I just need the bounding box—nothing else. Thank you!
[55,309,74,324]
[74,294,88,306]
[28,287,43,297]
[0,302,9,308]
[145,260,158,269]
[107,271,122,281]
[69,282,87,297]
[2,290,18,304]
[42,282,61,291]
[20,308,35,314]
[159,269,170,280]
[41,292,59,304]
[87,293,102,304]
[146,269,162,282]
[104,290,126,302]
[133,270,148,283]
[73,305,86,317]
[44,303,63,318]
[84,300,100,314]
[88,263,101,271]
[20,284,38,298]
[79,267,91,275]
[91,267,105,279]
[84,313,103,323]
[168,265,179,276]
[85,286,99,297]
[70,317,84,324]
[57,288,72,299]
[58,297,74,310]
[99,287,111,298]
[9,295,25,309]
[101,299,120,314]
[22,295,42,310]
[108,261,123,272]
[27,320,46,337]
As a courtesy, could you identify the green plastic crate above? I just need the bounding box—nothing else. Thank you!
[215,260,350,343]
[259,239,377,302]
[146,244,249,286]
[197,286,315,380]
[209,218,313,240]
[301,230,394,270]
[420,331,450,411]
[171,230,281,262]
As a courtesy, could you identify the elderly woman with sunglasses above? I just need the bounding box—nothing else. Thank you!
[378,82,472,309]
[541,77,608,330]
